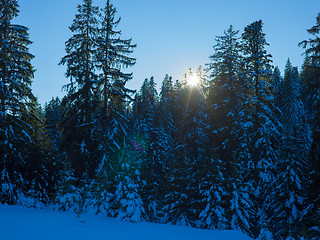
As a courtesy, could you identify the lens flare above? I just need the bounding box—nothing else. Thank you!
[187,74,200,86]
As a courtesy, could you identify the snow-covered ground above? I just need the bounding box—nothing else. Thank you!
[0,204,252,240]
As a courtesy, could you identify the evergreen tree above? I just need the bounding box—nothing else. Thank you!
[163,69,208,227]
[132,77,157,139]
[196,66,208,96]
[281,61,311,151]
[162,78,190,226]
[270,60,311,239]
[45,97,64,177]
[45,97,62,152]
[92,1,137,206]
[271,66,283,114]
[54,160,80,212]
[24,99,59,205]
[203,25,247,231]
[199,156,228,230]
[132,76,165,221]
[300,57,315,115]
[59,0,101,181]
[0,0,37,204]
[105,134,147,222]
[235,20,281,238]
[96,0,136,140]
[299,13,320,239]
[155,75,175,180]
[114,176,146,222]
[136,74,176,222]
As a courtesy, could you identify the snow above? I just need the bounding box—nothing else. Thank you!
[0,204,252,240]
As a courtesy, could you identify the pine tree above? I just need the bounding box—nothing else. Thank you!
[300,57,315,116]
[114,176,146,223]
[131,76,164,221]
[104,134,147,222]
[163,69,208,227]
[235,20,281,238]
[204,25,247,231]
[271,67,283,114]
[96,0,136,140]
[59,0,101,181]
[270,60,311,239]
[299,13,320,239]
[132,77,157,139]
[92,2,136,205]
[143,75,176,222]
[45,97,62,151]
[199,156,228,230]
[162,78,190,226]
[196,66,208,96]
[54,160,80,212]
[45,97,64,175]
[155,75,175,185]
[0,0,37,204]
[23,99,58,206]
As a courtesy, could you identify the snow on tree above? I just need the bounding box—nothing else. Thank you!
[269,60,311,239]
[132,76,168,222]
[96,0,136,140]
[55,171,82,213]
[199,157,228,230]
[93,133,147,222]
[163,69,208,227]
[204,25,248,232]
[114,176,146,223]
[22,98,58,206]
[91,2,137,208]
[233,20,282,238]
[129,75,177,222]
[0,0,51,205]
[59,0,101,181]
[132,77,157,139]
[299,13,320,239]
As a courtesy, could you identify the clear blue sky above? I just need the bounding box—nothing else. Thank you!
[16,0,320,105]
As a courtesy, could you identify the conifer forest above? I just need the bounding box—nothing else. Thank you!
[1,0,320,239]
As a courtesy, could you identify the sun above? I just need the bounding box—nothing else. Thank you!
[187,73,200,86]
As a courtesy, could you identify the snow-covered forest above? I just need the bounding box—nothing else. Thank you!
[1,0,320,239]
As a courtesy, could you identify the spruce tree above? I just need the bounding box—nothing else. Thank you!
[93,1,136,205]
[132,77,157,139]
[270,60,311,239]
[204,25,247,231]
[235,20,281,238]
[0,0,37,204]
[45,97,62,151]
[155,75,175,180]
[45,97,64,175]
[59,0,101,181]
[106,133,147,222]
[162,78,190,226]
[23,99,58,205]
[271,67,283,114]
[138,74,175,222]
[114,176,146,222]
[131,77,163,221]
[163,69,208,227]
[96,0,136,139]
[300,57,315,116]
[299,13,320,239]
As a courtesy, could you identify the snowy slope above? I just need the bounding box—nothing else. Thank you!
[0,205,252,240]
